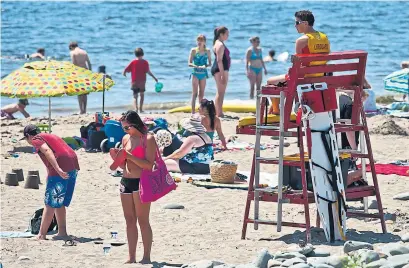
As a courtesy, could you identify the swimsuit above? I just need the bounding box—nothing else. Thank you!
[1,110,15,119]
[179,133,214,174]
[120,177,140,193]
[211,41,231,76]
[120,135,146,194]
[206,131,214,141]
[249,66,263,75]
[45,170,78,208]
[249,48,263,75]
[191,48,209,81]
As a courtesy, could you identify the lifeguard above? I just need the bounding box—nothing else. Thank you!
[267,10,330,114]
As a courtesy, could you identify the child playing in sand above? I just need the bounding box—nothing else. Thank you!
[1,99,30,120]
[123,48,158,113]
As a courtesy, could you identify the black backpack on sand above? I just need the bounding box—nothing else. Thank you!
[30,208,58,235]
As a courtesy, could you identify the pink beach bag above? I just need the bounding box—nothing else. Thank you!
[139,139,177,203]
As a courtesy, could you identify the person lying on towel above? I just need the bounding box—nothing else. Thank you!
[163,116,214,174]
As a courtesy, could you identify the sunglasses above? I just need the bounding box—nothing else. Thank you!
[122,125,134,131]
[295,21,304,25]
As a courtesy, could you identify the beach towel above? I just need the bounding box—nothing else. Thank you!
[213,141,277,154]
[170,171,278,187]
[0,231,35,238]
[358,163,409,177]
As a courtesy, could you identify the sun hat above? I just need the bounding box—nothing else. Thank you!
[180,115,206,134]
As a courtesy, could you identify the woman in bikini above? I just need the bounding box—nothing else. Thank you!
[118,110,156,264]
[188,34,212,114]
[199,99,227,150]
[211,26,230,117]
[246,36,267,99]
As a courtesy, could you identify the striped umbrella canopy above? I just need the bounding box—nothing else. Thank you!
[1,60,114,98]
[384,68,409,94]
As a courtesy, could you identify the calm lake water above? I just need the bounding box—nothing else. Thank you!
[1,1,408,116]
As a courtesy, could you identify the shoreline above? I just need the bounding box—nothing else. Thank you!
[1,94,407,118]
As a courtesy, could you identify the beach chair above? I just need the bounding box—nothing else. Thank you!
[237,50,386,243]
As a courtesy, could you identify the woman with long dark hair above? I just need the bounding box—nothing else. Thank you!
[164,116,214,174]
[117,110,156,264]
[199,99,227,150]
[211,26,230,117]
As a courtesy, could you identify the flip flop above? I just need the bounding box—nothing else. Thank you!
[62,239,77,247]
[94,240,126,246]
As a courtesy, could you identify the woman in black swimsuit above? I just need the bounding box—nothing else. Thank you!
[211,26,230,117]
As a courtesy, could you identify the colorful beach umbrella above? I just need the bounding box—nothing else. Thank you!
[0,60,115,131]
[1,60,114,97]
[384,68,409,94]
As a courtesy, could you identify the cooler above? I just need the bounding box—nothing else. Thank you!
[283,153,350,191]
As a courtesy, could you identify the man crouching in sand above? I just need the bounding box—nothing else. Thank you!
[21,125,80,240]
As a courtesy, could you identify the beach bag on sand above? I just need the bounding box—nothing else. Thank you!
[29,208,58,235]
[139,139,177,203]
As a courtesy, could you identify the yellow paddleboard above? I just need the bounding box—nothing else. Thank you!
[238,113,297,127]
[168,101,256,114]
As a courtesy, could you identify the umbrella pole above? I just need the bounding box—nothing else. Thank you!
[102,74,105,113]
[48,97,52,133]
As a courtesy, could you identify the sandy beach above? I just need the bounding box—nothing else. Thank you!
[1,113,409,268]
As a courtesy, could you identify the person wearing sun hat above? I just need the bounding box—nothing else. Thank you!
[164,115,214,174]
[21,124,80,240]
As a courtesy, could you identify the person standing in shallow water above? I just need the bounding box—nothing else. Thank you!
[246,36,268,99]
[69,41,92,114]
[123,48,158,113]
[211,26,231,117]
[188,34,212,114]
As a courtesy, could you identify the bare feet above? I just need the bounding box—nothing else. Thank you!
[139,258,151,264]
[124,260,137,264]
[52,233,71,241]
[139,110,145,114]
[37,234,47,240]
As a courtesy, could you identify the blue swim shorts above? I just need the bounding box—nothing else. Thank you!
[44,170,78,208]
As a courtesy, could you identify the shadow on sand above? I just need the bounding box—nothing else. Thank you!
[151,261,184,268]
[260,227,402,246]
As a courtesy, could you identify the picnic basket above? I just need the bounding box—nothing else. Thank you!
[210,160,238,184]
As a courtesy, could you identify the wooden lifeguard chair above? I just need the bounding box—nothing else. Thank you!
[237,51,387,243]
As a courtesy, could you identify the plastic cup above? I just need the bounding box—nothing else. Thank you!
[103,243,111,255]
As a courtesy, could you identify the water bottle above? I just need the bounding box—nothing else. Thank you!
[103,243,111,255]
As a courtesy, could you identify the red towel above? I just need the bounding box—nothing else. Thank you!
[358,164,409,177]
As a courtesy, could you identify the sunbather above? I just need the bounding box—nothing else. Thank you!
[199,99,227,150]
[164,116,214,174]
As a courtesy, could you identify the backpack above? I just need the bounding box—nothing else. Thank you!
[30,208,58,235]
[80,122,104,139]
